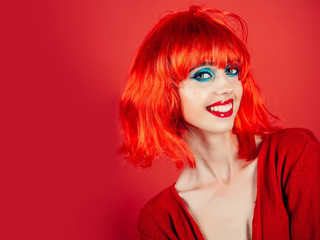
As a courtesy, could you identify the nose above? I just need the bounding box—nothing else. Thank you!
[213,71,233,95]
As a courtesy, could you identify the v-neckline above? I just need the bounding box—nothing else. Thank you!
[170,139,265,239]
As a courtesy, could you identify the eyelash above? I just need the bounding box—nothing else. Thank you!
[225,66,239,76]
[192,66,239,82]
[192,68,214,82]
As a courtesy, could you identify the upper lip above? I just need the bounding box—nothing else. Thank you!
[206,99,233,108]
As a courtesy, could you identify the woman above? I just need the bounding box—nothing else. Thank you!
[120,6,320,239]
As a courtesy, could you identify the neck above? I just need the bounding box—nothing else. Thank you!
[182,127,240,185]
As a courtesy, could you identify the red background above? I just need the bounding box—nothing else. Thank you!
[2,0,320,239]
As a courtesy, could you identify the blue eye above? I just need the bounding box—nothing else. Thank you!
[192,68,214,82]
[225,65,239,77]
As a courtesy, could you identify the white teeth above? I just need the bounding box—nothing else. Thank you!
[208,103,232,112]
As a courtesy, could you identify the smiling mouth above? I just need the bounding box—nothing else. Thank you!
[206,99,233,118]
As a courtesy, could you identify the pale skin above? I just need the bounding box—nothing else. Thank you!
[175,65,262,240]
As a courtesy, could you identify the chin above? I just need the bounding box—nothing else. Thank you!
[184,112,238,135]
[207,116,236,133]
[187,121,235,135]
[207,125,234,134]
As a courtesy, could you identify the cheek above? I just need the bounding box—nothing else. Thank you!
[179,90,194,113]
[234,82,243,100]
[179,84,209,102]
[179,85,193,106]
[178,88,201,119]
[233,82,243,115]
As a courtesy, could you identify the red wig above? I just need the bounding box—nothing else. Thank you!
[120,6,279,168]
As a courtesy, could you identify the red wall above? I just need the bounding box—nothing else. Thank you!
[2,0,320,239]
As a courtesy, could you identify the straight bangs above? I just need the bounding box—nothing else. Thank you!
[164,11,250,84]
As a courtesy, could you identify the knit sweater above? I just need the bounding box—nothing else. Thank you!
[137,128,320,239]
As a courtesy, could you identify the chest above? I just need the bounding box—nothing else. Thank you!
[178,172,257,240]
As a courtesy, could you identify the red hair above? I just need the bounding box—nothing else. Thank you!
[120,6,279,168]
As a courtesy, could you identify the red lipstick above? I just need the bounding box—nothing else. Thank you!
[206,99,233,118]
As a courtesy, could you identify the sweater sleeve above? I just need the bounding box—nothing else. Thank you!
[136,188,181,240]
[137,205,167,240]
[284,131,320,239]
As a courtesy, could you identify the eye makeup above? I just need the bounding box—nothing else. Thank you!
[192,68,214,82]
[224,65,239,77]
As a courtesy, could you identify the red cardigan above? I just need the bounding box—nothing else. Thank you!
[137,128,320,239]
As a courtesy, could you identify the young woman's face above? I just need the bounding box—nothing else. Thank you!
[178,64,243,134]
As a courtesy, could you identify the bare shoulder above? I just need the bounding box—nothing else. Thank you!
[175,167,198,193]
[255,134,263,147]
